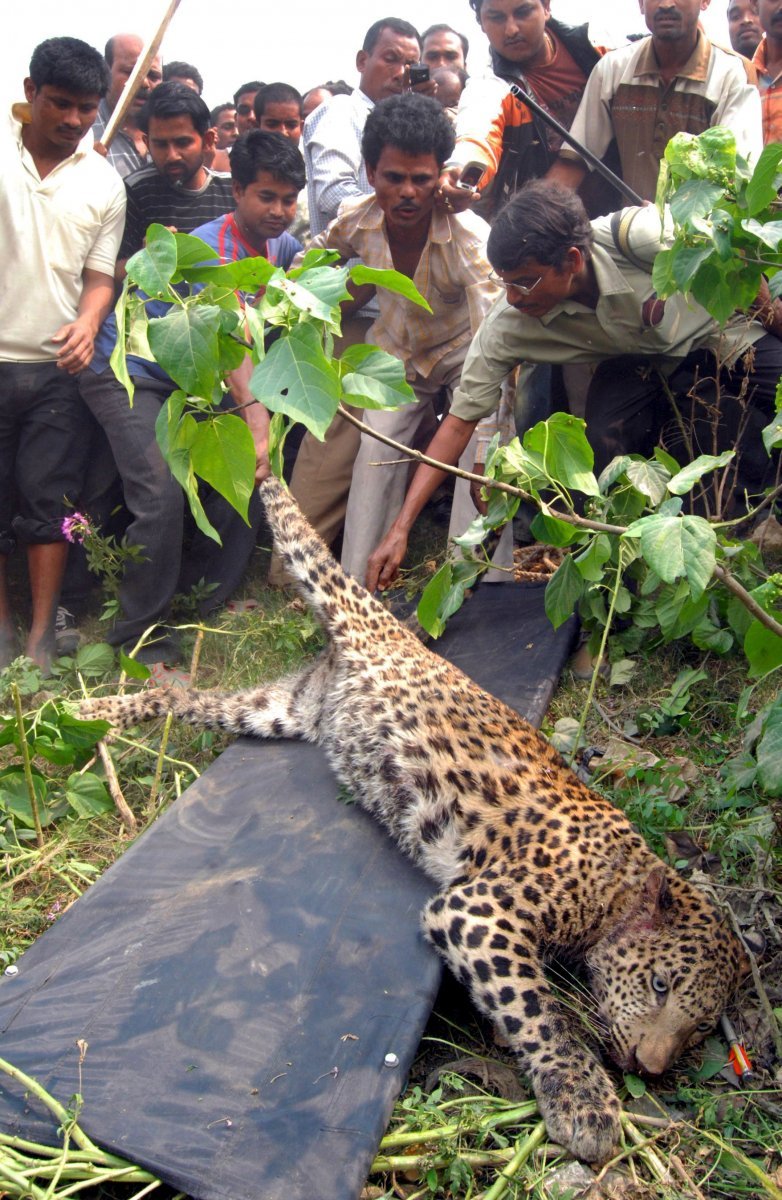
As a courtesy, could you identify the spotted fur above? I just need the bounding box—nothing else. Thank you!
[81,476,749,1163]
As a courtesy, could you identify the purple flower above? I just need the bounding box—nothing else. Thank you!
[61,512,92,544]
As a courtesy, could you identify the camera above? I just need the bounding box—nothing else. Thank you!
[407,63,430,86]
[456,161,485,191]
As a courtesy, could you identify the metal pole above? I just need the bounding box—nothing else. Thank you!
[507,82,645,207]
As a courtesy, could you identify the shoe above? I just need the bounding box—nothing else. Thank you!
[54,607,80,655]
[121,634,181,666]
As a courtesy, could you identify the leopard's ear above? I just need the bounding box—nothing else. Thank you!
[630,866,674,931]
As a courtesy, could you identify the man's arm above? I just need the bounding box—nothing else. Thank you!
[52,268,115,374]
[713,57,763,164]
[227,356,270,485]
[547,55,614,188]
[305,100,368,230]
[365,414,477,592]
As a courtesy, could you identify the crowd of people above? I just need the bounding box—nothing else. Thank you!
[3,0,781,674]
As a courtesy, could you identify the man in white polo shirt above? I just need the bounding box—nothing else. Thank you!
[0,36,126,672]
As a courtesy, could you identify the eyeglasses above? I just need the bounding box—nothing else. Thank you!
[489,271,543,296]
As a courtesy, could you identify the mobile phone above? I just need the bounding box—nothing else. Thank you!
[407,63,430,86]
[456,161,485,191]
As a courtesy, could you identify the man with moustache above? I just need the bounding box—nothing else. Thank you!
[752,0,782,142]
[421,24,470,71]
[92,32,162,177]
[301,93,501,584]
[728,0,763,57]
[550,0,762,202]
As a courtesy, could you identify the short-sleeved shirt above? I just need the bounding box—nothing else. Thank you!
[449,205,765,424]
[0,107,126,362]
[306,194,500,378]
[119,165,234,260]
[561,31,763,200]
[752,36,782,144]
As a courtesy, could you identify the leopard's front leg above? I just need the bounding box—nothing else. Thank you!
[422,879,621,1164]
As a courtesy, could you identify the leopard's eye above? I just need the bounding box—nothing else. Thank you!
[651,974,668,995]
[696,1019,714,1033]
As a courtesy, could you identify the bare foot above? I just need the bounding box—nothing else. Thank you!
[25,634,55,676]
[0,623,18,669]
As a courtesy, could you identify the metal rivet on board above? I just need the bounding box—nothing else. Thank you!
[383,1052,399,1068]
[4,965,19,977]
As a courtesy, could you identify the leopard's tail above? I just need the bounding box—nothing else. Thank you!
[260,474,393,640]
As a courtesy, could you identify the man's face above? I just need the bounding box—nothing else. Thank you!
[432,68,464,108]
[367,146,440,234]
[478,0,551,66]
[492,256,578,319]
[258,101,303,143]
[235,91,259,133]
[145,114,210,188]
[422,30,466,70]
[214,107,238,147]
[233,169,300,243]
[639,0,710,42]
[23,81,100,154]
[728,0,763,54]
[356,27,422,103]
[756,0,782,38]
[107,35,162,113]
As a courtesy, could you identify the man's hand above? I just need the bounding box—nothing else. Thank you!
[436,166,480,215]
[470,464,488,514]
[366,524,410,593]
[751,276,782,339]
[52,316,97,373]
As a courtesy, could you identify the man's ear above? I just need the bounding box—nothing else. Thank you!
[366,162,376,187]
[231,178,244,205]
[203,127,216,152]
[356,49,368,75]
[142,133,150,151]
[23,77,36,103]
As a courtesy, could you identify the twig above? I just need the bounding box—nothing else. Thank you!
[0,840,68,890]
[148,712,174,814]
[0,1057,100,1156]
[478,1120,547,1200]
[11,684,43,848]
[620,1114,670,1183]
[97,740,136,833]
[712,563,782,640]
[189,627,205,686]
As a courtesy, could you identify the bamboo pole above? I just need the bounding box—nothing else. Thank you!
[97,0,184,152]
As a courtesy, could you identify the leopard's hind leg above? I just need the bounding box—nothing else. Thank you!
[79,651,334,741]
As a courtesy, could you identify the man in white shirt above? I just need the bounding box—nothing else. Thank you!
[0,37,126,671]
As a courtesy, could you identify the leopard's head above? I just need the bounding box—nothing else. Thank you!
[585,867,750,1076]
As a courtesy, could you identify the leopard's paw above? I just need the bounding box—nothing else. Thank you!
[534,1063,621,1163]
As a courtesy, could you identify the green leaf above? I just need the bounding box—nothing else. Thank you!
[155,391,221,543]
[610,658,636,687]
[745,143,782,215]
[573,534,612,582]
[274,276,344,328]
[652,248,678,297]
[624,1073,647,1098]
[763,411,782,454]
[250,323,341,440]
[689,1036,728,1081]
[623,513,716,600]
[529,511,584,548]
[669,179,725,228]
[109,278,134,405]
[418,563,458,638]
[597,454,633,493]
[626,459,670,506]
[544,554,584,629]
[267,411,289,478]
[125,224,178,297]
[148,304,223,400]
[179,257,277,292]
[65,772,113,818]
[119,650,152,680]
[289,264,352,310]
[740,217,782,251]
[349,264,432,311]
[523,413,599,496]
[58,711,111,749]
[670,243,717,291]
[744,619,782,679]
[688,259,742,325]
[172,231,223,272]
[0,769,52,828]
[289,247,341,272]
[339,345,416,410]
[666,450,735,495]
[189,414,256,522]
[74,642,115,678]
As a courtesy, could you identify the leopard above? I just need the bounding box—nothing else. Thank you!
[81,475,749,1164]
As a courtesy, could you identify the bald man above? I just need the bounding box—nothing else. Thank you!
[92,32,163,177]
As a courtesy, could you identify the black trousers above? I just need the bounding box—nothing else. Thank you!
[584,335,782,499]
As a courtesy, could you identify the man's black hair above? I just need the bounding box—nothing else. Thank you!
[231,130,306,192]
[468,0,546,20]
[253,82,303,120]
[210,101,235,123]
[421,23,469,58]
[361,93,455,170]
[138,80,211,136]
[29,37,109,97]
[487,181,593,272]
[362,17,421,54]
[233,79,264,105]
[323,78,353,95]
[163,60,204,94]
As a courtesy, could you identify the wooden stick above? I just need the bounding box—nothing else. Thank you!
[98,0,183,151]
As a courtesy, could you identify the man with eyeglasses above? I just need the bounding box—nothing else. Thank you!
[366,180,782,592]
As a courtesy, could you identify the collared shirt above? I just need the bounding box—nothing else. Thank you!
[302,89,374,237]
[0,108,126,362]
[752,36,782,144]
[450,205,765,424]
[92,97,150,179]
[306,194,500,378]
[561,31,762,200]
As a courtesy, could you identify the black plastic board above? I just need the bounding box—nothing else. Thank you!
[0,583,577,1200]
